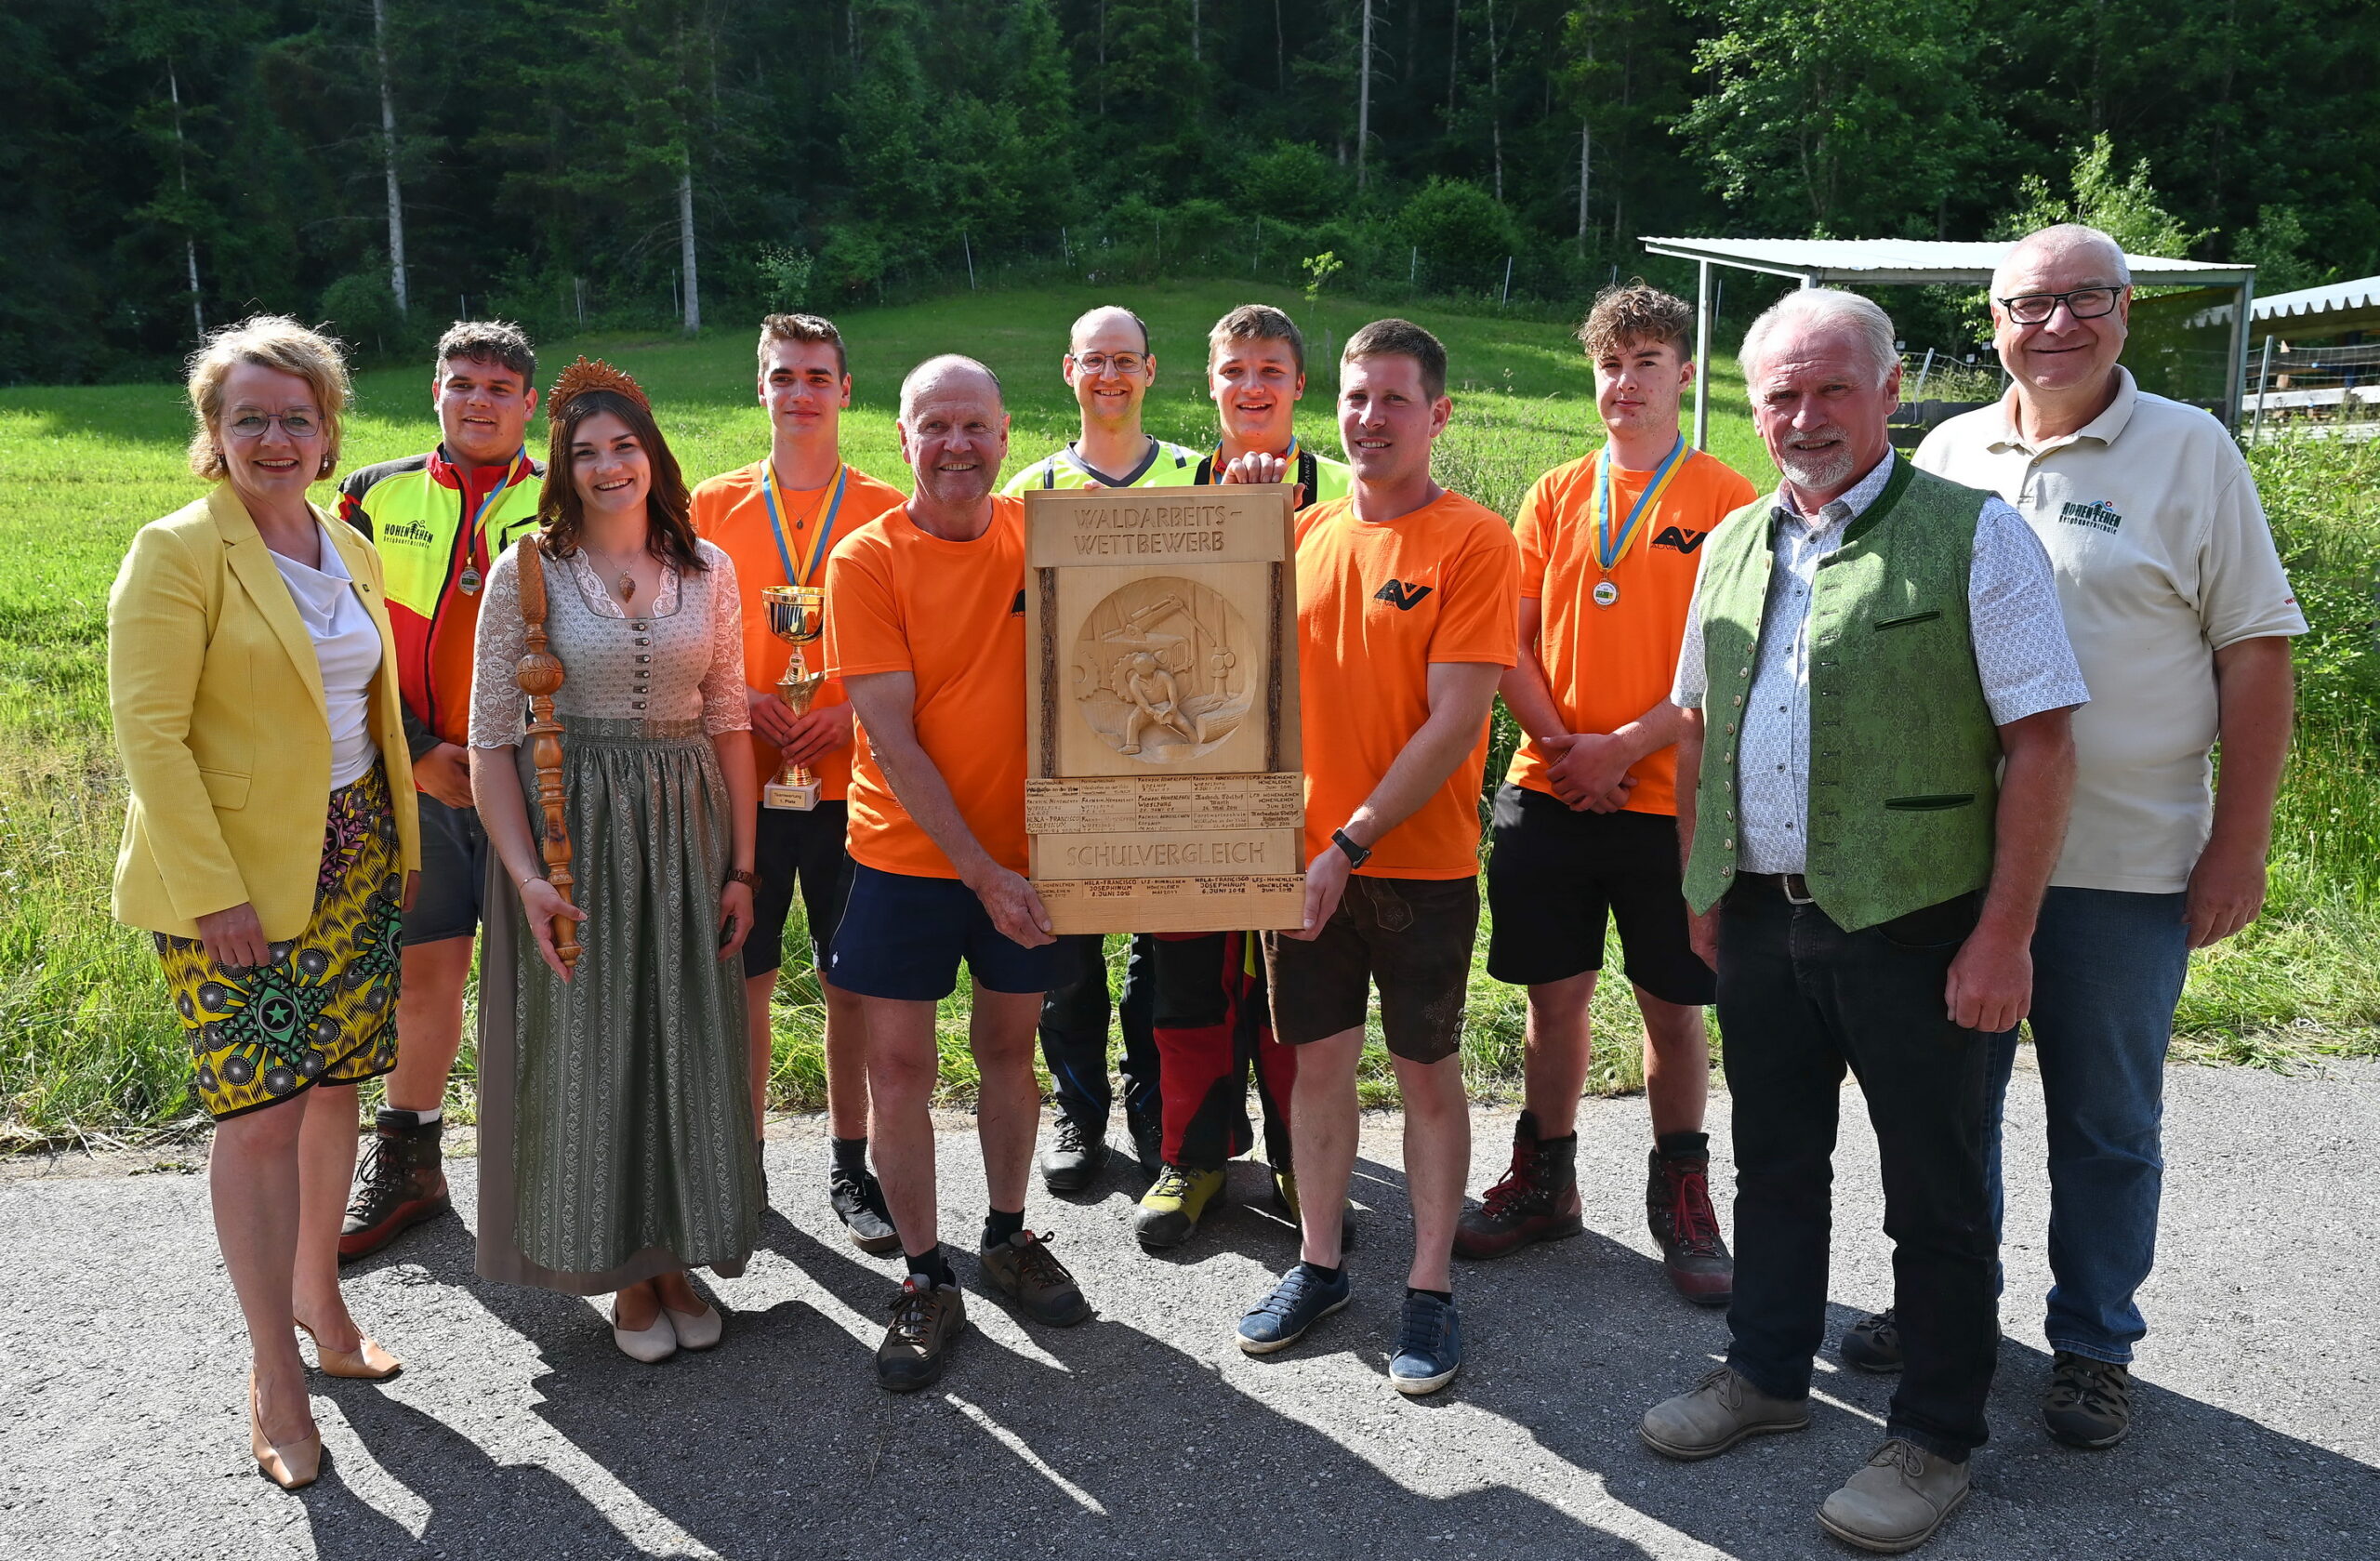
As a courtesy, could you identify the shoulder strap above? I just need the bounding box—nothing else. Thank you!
[1297,450,1319,508]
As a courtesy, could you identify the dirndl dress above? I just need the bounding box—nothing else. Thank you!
[154,764,403,1120]
[467,539,761,1295]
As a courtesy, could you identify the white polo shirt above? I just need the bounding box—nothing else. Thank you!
[1914,369,2307,893]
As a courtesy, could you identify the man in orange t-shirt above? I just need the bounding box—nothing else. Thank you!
[1457,284,1756,1308]
[691,313,906,1252]
[1236,321,1518,1398]
[823,354,1087,1394]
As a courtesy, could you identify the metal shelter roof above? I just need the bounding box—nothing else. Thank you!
[1639,236,2256,288]
[1639,236,2259,439]
[2248,275,2380,322]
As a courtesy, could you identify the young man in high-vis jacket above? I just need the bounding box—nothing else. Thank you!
[335,320,544,1260]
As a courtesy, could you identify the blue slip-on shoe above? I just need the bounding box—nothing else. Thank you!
[1388,1290,1462,1396]
[1236,1263,1352,1356]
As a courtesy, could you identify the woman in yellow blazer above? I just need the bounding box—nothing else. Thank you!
[109,316,421,1491]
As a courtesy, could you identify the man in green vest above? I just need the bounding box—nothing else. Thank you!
[1004,305,1201,1190]
[1635,289,2085,1554]
[335,321,545,1259]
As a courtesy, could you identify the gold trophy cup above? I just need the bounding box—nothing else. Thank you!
[761,584,827,811]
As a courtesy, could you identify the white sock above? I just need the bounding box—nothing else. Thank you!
[409,1106,442,1126]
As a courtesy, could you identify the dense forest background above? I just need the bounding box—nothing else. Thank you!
[6,0,2375,384]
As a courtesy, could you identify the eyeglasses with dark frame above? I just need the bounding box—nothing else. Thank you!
[1996,287,2124,326]
[1068,351,1147,377]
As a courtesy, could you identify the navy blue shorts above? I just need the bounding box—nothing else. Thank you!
[403,790,488,946]
[826,864,1064,1000]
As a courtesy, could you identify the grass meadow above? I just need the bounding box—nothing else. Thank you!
[1,277,2373,1144]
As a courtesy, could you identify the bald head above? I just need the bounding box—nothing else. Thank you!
[898,353,1002,425]
[1993,224,2130,298]
[1070,305,1151,355]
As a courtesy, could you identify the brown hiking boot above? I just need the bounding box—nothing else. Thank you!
[1646,1144,1733,1306]
[876,1276,966,1392]
[339,1110,452,1262]
[1455,1111,1583,1261]
[977,1230,1091,1326]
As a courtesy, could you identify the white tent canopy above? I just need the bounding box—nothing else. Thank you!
[1638,236,2259,439]
[2250,275,2380,323]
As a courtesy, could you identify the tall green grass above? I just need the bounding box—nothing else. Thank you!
[0,282,2371,1143]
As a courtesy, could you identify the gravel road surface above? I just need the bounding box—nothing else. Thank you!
[4,1057,2374,1560]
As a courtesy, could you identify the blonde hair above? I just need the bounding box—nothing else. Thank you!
[185,315,351,482]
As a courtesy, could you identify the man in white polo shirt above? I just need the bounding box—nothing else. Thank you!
[1838,223,2306,1451]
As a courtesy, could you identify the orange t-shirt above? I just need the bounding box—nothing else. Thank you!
[1506,447,1755,814]
[690,459,908,799]
[824,497,1031,879]
[1294,491,1521,879]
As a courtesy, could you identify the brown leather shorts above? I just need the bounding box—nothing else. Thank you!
[1262,875,1478,1063]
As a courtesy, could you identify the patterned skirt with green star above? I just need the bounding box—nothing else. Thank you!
[155,763,404,1121]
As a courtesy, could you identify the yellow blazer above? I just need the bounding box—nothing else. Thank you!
[110,484,422,941]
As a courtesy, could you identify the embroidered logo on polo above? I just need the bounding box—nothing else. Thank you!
[1651,525,1711,555]
[2057,499,2122,533]
[1373,579,1434,611]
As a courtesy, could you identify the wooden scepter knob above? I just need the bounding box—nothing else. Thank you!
[514,537,580,969]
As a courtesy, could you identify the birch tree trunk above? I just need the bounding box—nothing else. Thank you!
[678,164,700,333]
[166,63,204,339]
[373,0,408,315]
[1356,0,1373,193]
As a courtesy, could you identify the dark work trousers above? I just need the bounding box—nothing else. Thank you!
[1038,933,1159,1137]
[1150,932,1296,1171]
[1716,879,2001,1463]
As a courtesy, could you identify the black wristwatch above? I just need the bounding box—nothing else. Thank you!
[1330,827,1372,869]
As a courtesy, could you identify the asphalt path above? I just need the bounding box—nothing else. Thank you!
[3,1056,2375,1560]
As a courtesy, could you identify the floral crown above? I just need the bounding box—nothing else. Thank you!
[546,356,651,423]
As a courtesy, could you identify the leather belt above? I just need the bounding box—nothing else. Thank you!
[1738,871,1816,905]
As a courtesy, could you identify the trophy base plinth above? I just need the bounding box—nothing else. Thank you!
[764,779,823,812]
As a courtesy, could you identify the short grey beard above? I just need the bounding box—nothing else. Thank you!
[1776,439,1858,494]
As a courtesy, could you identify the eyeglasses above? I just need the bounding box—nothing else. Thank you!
[1996,287,2123,325]
[224,411,322,438]
[1069,351,1147,377]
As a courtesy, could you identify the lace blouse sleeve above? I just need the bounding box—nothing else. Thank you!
[700,543,751,736]
[468,544,531,748]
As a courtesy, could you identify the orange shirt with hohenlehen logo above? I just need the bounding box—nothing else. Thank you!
[1506,447,1755,814]
[691,459,907,800]
[1294,491,1521,879]
[824,496,1031,879]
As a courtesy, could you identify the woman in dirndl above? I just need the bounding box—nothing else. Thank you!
[468,358,762,1362]
[108,316,421,1490]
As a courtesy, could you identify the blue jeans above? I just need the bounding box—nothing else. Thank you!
[1986,886,2191,1365]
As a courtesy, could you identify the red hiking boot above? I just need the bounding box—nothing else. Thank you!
[1455,1111,1583,1261]
[1646,1144,1733,1306]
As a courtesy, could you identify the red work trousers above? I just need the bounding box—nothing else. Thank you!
[1151,931,1297,1171]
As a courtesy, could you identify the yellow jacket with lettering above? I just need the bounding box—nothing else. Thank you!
[109,484,421,941]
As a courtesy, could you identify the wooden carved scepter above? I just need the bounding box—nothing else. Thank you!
[513,536,581,968]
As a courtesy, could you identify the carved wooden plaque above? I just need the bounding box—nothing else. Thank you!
[1024,484,1304,933]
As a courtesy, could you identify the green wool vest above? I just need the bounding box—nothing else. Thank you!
[1683,459,2002,932]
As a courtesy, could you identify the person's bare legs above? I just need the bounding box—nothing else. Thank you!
[211,1092,312,1445]
[1289,1026,1366,1267]
[1520,970,1598,1138]
[614,1277,662,1329]
[862,996,944,1259]
[744,969,778,1128]
[822,982,871,1140]
[1639,987,1711,1138]
[652,1270,705,1315]
[291,1083,364,1350]
[968,985,1049,1221]
[1396,1051,1472,1292]
[385,936,473,1113]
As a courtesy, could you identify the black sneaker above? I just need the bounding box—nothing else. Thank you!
[876,1276,965,1393]
[1038,1116,1109,1193]
[2042,1351,2135,1448]
[1840,1307,1904,1373]
[829,1163,900,1255]
[1129,1113,1163,1179]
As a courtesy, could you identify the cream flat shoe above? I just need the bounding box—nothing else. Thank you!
[663,1302,723,1351]
[610,1302,677,1363]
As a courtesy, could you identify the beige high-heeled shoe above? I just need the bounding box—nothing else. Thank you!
[249,1371,322,1490]
[296,1318,403,1380]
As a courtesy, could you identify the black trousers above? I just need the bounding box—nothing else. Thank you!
[1717,879,2001,1462]
[1038,933,1159,1135]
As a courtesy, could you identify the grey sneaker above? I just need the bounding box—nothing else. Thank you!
[978,1230,1092,1326]
[1816,1438,1971,1553]
[1638,1366,1811,1461]
[2042,1352,2135,1449]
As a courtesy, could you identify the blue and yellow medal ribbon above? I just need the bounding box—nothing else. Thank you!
[1209,432,1299,476]
[1594,435,1687,575]
[761,462,847,588]
[458,445,529,593]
